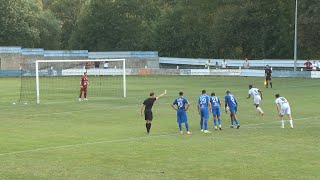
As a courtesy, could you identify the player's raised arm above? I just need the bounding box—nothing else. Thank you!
[156,90,167,100]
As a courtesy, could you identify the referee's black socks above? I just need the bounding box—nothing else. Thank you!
[146,123,152,133]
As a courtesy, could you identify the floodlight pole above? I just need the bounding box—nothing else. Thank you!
[293,0,298,71]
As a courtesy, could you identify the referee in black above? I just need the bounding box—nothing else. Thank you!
[141,90,166,134]
[265,65,273,88]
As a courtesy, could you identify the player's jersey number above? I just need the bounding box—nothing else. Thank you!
[230,96,236,105]
[200,97,207,105]
[177,100,183,108]
[211,97,219,106]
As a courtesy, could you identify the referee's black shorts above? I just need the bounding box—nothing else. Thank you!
[144,109,153,121]
[266,76,272,81]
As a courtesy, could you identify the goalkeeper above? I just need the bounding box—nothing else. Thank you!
[79,72,89,101]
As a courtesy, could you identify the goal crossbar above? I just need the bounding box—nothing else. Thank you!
[35,59,126,104]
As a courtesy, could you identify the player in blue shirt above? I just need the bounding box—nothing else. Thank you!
[171,92,192,135]
[198,90,212,133]
[210,92,222,130]
[224,90,240,129]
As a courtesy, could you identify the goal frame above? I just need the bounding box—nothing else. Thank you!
[35,59,126,104]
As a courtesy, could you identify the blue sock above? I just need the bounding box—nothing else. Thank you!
[204,119,208,130]
[200,119,203,130]
[231,120,234,126]
[214,118,217,126]
[178,123,182,131]
[234,119,239,125]
[218,118,221,125]
[185,122,189,131]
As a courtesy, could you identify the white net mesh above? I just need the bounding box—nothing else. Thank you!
[19,59,125,104]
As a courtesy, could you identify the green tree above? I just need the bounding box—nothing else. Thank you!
[0,0,41,47]
[208,0,295,59]
[298,0,320,59]
[70,0,163,51]
[154,0,219,58]
[49,0,86,49]
[38,10,62,49]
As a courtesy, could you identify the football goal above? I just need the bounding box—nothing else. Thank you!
[19,59,126,104]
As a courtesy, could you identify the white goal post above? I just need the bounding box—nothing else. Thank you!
[35,59,126,104]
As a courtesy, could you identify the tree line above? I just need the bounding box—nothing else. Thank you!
[0,0,319,59]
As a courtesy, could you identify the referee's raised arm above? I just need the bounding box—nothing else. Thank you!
[156,90,167,100]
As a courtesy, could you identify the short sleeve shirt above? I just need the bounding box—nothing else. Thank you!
[143,98,157,111]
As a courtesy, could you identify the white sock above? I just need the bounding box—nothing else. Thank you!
[219,125,221,128]
[257,107,263,113]
[289,120,293,128]
[281,120,284,127]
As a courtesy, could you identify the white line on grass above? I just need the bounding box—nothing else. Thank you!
[0,133,176,156]
[0,115,318,157]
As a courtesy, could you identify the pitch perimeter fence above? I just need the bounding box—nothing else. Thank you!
[1,68,320,78]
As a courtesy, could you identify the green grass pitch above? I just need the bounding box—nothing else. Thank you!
[0,76,319,179]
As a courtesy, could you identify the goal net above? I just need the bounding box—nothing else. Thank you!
[19,59,126,104]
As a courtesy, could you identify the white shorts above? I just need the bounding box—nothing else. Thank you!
[280,105,291,115]
[254,96,261,105]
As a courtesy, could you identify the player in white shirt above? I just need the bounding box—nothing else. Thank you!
[247,85,264,116]
[312,61,318,71]
[275,94,293,128]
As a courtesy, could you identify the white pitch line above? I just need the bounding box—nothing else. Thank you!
[0,115,318,157]
[0,133,176,156]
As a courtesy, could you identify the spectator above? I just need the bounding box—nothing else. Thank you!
[85,62,90,70]
[205,59,211,69]
[312,61,318,71]
[48,65,54,76]
[243,58,250,69]
[104,62,109,69]
[94,61,100,68]
[215,61,219,69]
[304,60,312,71]
[221,59,227,69]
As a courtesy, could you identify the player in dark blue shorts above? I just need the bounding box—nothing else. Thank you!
[171,92,192,135]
